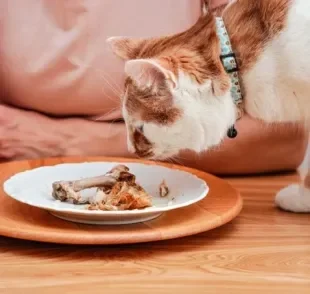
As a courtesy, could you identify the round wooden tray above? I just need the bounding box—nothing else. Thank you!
[0,157,243,245]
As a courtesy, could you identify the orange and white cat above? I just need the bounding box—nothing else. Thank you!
[107,0,310,213]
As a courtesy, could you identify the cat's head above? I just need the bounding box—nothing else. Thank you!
[107,14,237,159]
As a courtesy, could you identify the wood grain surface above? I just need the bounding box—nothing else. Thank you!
[0,158,309,294]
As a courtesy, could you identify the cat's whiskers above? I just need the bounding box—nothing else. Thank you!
[70,60,124,98]
[91,105,121,122]
[99,83,123,103]
[97,69,124,94]
[98,73,124,98]
[169,157,185,167]
[93,66,123,96]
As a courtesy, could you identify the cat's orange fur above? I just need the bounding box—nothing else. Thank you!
[110,0,293,154]
[223,0,292,72]
[108,0,310,212]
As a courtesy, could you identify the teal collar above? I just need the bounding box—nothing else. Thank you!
[215,17,243,119]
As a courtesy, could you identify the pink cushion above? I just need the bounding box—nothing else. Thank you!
[0,0,202,119]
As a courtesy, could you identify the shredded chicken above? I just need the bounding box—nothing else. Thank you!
[159,180,170,197]
[52,164,152,210]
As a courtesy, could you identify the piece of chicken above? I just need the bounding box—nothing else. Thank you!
[159,180,170,197]
[52,164,152,210]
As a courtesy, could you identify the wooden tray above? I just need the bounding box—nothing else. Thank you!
[0,157,243,245]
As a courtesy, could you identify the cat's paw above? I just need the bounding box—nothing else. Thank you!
[275,184,310,213]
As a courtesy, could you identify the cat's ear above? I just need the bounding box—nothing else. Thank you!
[106,36,144,60]
[202,0,210,14]
[125,59,177,89]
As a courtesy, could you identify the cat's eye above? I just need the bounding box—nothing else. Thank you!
[137,125,144,133]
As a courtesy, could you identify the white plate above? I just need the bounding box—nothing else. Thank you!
[3,161,209,225]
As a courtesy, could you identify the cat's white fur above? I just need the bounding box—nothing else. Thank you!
[117,0,310,213]
[242,0,310,213]
[243,0,310,124]
[122,67,236,160]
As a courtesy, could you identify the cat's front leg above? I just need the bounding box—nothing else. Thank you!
[275,150,310,213]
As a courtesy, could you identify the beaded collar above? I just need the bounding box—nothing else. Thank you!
[215,17,243,138]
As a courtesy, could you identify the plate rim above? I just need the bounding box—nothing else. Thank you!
[0,156,243,245]
[2,158,209,216]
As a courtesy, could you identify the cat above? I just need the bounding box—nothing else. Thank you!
[107,0,310,213]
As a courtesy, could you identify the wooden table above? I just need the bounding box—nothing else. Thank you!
[1,172,309,294]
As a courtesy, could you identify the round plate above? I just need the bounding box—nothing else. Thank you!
[3,161,209,225]
[0,157,242,245]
